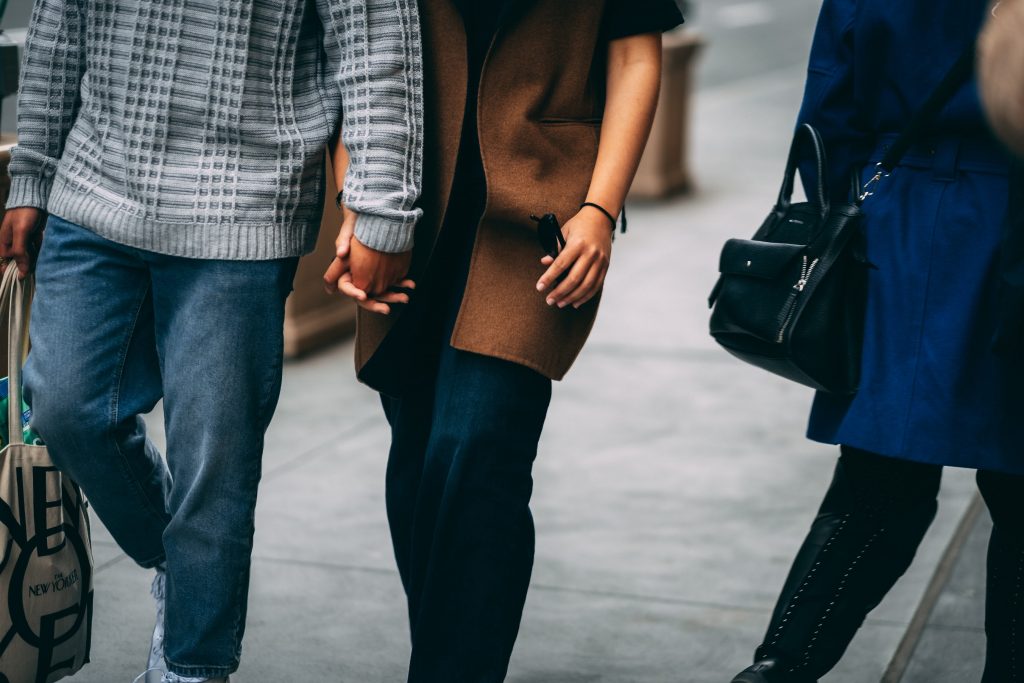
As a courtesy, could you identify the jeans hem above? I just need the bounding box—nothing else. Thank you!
[165,659,238,679]
[137,553,167,570]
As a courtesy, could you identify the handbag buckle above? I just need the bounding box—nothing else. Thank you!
[858,163,890,202]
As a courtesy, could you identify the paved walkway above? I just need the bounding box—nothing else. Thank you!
[77,44,986,683]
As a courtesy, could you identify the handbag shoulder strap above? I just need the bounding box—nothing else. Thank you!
[879,46,978,173]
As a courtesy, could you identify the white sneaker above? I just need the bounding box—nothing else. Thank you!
[149,566,167,671]
[132,669,164,683]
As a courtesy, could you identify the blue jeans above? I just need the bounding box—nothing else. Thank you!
[23,216,297,679]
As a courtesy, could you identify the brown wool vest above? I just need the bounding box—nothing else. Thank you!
[355,0,609,389]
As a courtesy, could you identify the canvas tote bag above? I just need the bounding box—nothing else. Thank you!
[0,262,94,682]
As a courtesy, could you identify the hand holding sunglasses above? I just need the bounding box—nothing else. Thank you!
[533,204,615,310]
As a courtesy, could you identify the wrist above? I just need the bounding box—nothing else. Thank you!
[581,202,616,226]
[580,200,627,235]
[583,195,622,218]
[353,213,416,253]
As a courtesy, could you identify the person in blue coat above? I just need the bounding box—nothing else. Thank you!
[731,2,1024,682]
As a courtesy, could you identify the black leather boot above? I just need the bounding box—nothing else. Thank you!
[735,449,941,682]
[731,658,815,683]
[981,524,1024,682]
[978,470,1024,683]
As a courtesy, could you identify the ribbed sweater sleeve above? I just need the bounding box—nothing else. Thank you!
[7,0,86,210]
[318,0,425,253]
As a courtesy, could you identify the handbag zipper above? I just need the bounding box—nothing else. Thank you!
[776,255,820,343]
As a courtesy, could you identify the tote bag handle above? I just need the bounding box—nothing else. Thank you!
[2,262,32,447]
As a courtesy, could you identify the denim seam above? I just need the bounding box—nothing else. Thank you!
[229,438,262,665]
[226,339,280,663]
[109,281,170,534]
[228,526,256,663]
[221,303,284,661]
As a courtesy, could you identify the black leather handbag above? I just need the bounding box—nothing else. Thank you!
[708,48,976,395]
[708,124,867,394]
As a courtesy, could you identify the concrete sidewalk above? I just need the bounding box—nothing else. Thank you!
[78,59,984,683]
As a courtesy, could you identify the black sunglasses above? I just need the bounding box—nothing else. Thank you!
[530,213,565,258]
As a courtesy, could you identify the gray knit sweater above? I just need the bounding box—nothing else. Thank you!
[8,0,423,259]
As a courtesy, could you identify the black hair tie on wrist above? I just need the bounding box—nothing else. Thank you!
[581,201,627,236]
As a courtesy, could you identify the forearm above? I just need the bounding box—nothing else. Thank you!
[585,34,663,218]
[319,0,424,253]
[7,0,85,210]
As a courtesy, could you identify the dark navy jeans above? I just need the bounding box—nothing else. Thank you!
[382,322,552,682]
[23,216,297,679]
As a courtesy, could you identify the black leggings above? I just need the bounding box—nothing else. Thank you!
[755,447,1024,682]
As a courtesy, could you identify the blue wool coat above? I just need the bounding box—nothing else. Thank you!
[800,0,1024,474]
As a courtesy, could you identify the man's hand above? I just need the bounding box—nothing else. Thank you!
[323,207,414,315]
[535,207,613,309]
[349,237,413,296]
[0,208,46,278]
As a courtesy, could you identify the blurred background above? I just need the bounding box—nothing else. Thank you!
[0,1,993,682]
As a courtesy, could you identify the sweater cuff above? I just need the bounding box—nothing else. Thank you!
[354,213,416,253]
[6,174,52,211]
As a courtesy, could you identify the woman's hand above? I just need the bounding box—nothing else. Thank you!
[531,32,661,310]
[535,207,612,309]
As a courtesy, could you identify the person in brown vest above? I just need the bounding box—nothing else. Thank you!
[323,0,683,680]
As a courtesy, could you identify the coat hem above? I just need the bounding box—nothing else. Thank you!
[806,429,1024,476]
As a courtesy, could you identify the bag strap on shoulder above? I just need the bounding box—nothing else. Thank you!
[879,46,977,172]
[860,45,977,201]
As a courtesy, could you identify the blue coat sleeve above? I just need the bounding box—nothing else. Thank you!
[796,0,870,203]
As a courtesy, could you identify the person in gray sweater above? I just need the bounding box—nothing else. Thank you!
[1,1,423,682]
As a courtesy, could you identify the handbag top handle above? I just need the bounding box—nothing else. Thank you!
[776,123,830,218]
[2,262,32,447]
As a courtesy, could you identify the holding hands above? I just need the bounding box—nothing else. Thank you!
[323,206,415,315]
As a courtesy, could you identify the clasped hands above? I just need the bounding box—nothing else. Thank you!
[323,206,612,314]
[322,206,415,315]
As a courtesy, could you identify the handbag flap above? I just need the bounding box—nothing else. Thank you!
[718,239,805,278]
